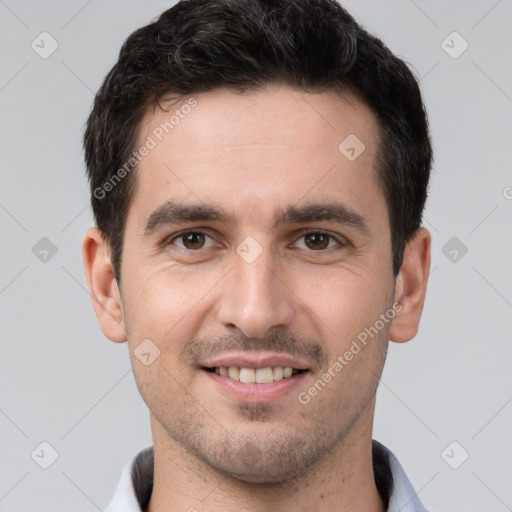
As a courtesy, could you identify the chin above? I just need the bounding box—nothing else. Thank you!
[195,434,327,484]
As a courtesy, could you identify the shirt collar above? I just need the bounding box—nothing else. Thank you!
[105,440,428,512]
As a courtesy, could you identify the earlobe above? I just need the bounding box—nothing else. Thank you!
[82,227,127,343]
[389,228,431,343]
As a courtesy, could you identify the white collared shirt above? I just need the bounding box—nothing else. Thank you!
[105,440,429,511]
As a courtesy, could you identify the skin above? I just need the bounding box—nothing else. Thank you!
[83,86,431,512]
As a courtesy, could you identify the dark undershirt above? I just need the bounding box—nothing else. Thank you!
[131,439,394,511]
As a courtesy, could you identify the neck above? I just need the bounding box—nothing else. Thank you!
[147,403,385,512]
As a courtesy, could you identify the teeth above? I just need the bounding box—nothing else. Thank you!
[255,367,274,383]
[214,366,299,383]
[239,368,256,383]
[273,367,283,381]
[228,367,240,381]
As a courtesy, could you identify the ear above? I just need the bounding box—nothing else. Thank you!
[82,227,127,343]
[389,227,431,343]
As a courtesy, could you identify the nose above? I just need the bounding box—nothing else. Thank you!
[216,243,295,339]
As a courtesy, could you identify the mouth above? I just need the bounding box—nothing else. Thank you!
[199,355,311,402]
[199,353,312,402]
[202,365,307,383]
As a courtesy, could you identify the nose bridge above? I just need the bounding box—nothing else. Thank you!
[217,238,294,337]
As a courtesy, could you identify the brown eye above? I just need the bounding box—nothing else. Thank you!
[304,232,330,250]
[293,231,343,251]
[171,231,213,250]
[183,232,205,249]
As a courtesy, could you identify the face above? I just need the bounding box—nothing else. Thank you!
[118,86,397,482]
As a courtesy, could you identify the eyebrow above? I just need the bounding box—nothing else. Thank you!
[143,200,371,237]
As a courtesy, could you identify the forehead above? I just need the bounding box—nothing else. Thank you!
[139,86,379,158]
[129,86,385,228]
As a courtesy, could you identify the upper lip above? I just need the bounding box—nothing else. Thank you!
[201,352,311,371]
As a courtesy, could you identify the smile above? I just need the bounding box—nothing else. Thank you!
[203,366,305,383]
[201,365,310,402]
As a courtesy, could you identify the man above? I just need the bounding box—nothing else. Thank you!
[82,0,432,510]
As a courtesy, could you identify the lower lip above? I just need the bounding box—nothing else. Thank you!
[201,369,310,402]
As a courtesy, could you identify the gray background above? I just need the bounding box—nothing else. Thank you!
[1,0,511,510]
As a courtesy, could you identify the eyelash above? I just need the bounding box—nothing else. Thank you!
[167,229,347,252]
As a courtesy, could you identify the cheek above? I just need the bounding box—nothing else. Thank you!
[123,269,200,408]
[121,263,184,344]
[296,267,392,345]
[122,260,225,348]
